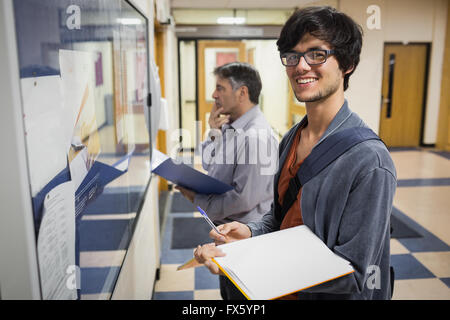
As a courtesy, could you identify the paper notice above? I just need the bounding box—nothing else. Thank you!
[60,49,101,192]
[21,76,68,197]
[37,181,77,300]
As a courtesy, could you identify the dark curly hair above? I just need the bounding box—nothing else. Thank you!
[214,62,262,105]
[277,6,363,91]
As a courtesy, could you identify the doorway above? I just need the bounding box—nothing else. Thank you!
[178,39,288,151]
[379,43,429,147]
[197,40,246,137]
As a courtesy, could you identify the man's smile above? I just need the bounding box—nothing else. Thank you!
[296,77,319,84]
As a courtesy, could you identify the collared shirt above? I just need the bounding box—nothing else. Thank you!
[194,105,279,225]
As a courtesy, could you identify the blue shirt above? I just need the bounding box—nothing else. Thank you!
[194,105,279,225]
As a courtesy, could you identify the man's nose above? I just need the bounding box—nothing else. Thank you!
[296,56,311,72]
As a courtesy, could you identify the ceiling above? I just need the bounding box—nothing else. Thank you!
[170,0,320,9]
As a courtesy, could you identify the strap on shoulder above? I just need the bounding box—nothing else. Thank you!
[278,127,381,220]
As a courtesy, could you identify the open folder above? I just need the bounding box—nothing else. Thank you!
[151,149,233,194]
[211,225,354,300]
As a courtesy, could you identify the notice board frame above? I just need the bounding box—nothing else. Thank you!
[10,0,153,299]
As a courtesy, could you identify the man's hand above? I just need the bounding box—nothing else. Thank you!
[195,222,252,275]
[210,221,252,245]
[175,185,196,203]
[209,102,230,130]
[194,243,226,275]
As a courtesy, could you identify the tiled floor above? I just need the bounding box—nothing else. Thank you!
[153,148,450,300]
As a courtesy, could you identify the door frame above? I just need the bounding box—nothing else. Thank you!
[177,37,278,153]
[177,38,199,153]
[197,40,246,139]
[0,0,42,299]
[379,42,431,147]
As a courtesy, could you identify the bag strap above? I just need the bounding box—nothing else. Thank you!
[279,127,381,219]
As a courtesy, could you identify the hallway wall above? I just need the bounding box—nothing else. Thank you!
[340,0,448,144]
[170,0,448,146]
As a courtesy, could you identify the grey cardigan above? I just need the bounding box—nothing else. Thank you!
[247,101,397,300]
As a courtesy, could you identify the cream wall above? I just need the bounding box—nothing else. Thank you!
[423,0,447,144]
[180,41,196,102]
[172,0,448,145]
[339,0,447,143]
[179,41,197,149]
[163,22,181,156]
[339,0,385,133]
[245,39,289,135]
[112,177,160,299]
[173,8,293,25]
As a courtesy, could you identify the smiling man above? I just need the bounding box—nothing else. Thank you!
[194,6,397,300]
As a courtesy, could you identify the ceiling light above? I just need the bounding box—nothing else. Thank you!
[217,17,246,25]
[117,18,142,25]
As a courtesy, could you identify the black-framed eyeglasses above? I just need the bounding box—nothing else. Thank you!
[280,49,335,66]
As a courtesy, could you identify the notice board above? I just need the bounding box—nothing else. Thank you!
[13,0,152,299]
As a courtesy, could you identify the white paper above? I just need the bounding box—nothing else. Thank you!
[37,181,77,300]
[59,49,93,154]
[21,76,68,197]
[68,149,89,192]
[214,225,354,300]
[158,97,169,131]
[60,49,101,192]
[151,148,169,171]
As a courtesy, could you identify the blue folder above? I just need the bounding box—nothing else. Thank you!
[32,153,132,237]
[152,158,233,195]
[74,160,127,219]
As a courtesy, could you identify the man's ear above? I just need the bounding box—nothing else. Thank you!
[239,86,249,100]
[344,65,355,76]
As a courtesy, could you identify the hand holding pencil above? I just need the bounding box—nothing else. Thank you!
[178,207,253,275]
[209,221,252,245]
[193,207,253,275]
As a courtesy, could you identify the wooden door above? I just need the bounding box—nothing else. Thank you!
[379,44,428,147]
[197,40,246,138]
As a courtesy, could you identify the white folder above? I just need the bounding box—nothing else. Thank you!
[212,225,354,300]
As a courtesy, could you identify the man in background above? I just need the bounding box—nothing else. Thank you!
[177,62,278,300]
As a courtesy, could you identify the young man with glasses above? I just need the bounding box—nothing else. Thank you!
[195,6,397,300]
